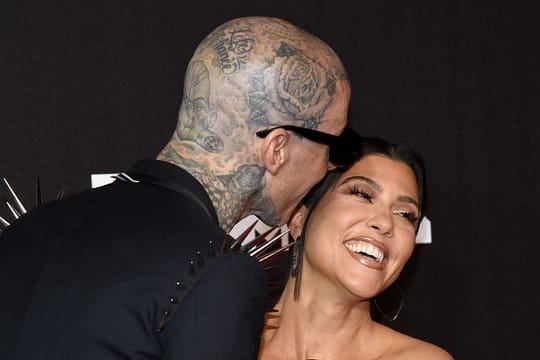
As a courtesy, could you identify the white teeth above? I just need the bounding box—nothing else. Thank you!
[345,241,384,262]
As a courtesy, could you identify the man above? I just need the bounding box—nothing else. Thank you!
[0,17,349,359]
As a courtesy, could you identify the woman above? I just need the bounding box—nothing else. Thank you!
[259,137,452,359]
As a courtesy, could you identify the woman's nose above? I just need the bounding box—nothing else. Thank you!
[367,209,394,237]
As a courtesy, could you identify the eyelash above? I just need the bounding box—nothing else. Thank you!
[348,185,419,226]
[395,210,419,226]
[348,185,374,202]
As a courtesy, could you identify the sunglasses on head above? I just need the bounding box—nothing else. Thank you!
[256,125,363,167]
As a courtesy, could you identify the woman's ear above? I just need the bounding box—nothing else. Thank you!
[289,204,308,239]
[260,128,289,176]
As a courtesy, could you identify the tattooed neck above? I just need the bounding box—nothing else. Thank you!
[157,144,267,230]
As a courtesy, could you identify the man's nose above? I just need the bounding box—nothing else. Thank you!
[327,161,338,171]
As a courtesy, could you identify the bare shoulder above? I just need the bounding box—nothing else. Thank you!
[374,324,453,359]
[399,337,453,359]
[391,333,453,359]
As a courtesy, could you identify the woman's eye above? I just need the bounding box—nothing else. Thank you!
[395,210,419,225]
[348,186,374,202]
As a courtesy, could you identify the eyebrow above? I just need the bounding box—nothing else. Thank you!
[339,175,419,209]
[397,195,420,209]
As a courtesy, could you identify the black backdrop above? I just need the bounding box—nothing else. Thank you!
[1,1,539,358]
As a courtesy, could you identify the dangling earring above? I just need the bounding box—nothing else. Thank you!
[291,235,304,300]
[291,235,302,277]
[373,283,405,321]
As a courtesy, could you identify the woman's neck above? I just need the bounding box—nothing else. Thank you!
[261,281,376,359]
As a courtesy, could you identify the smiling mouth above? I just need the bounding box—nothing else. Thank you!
[344,240,385,263]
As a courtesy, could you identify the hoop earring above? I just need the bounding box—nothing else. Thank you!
[373,283,405,322]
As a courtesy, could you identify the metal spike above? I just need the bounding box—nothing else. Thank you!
[257,238,297,263]
[56,185,66,199]
[221,234,233,253]
[0,215,10,227]
[228,219,259,251]
[6,202,20,219]
[3,178,27,214]
[249,229,290,257]
[245,228,282,255]
[196,251,205,268]
[35,177,42,206]
[207,240,215,258]
[157,320,166,333]
[242,227,279,252]
[187,260,196,278]
[263,264,282,273]
[175,281,186,290]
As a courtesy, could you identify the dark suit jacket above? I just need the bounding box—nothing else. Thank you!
[0,160,267,359]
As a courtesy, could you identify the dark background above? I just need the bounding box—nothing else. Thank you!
[1,1,538,358]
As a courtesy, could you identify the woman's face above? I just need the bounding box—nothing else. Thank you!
[300,154,420,301]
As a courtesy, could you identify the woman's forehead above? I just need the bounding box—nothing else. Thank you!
[338,154,418,195]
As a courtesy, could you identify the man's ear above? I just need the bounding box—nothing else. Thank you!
[289,204,308,240]
[260,128,290,176]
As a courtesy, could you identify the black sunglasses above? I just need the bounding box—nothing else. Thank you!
[256,125,363,167]
[256,125,341,146]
